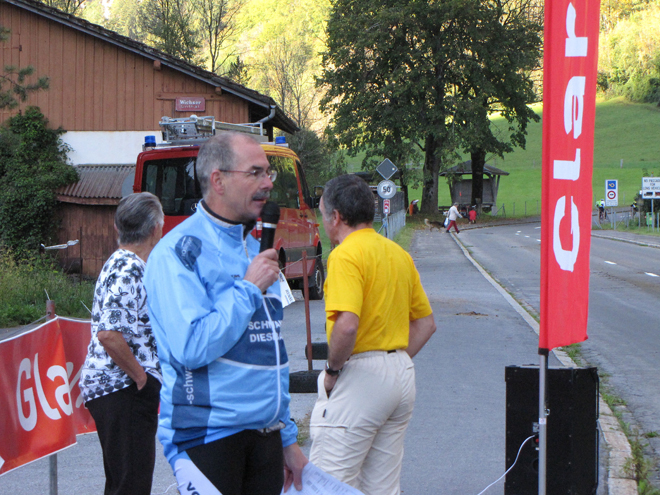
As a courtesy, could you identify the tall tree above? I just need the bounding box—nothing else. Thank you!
[0,26,49,110]
[38,0,85,15]
[139,0,203,65]
[454,0,542,209]
[194,0,243,74]
[319,0,489,213]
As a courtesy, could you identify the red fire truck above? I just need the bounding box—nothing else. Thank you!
[133,115,324,299]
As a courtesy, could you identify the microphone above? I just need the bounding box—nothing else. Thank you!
[260,201,280,252]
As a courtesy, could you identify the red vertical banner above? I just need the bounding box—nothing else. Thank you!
[540,0,601,350]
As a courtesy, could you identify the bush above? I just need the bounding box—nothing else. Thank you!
[0,250,94,327]
[0,107,78,259]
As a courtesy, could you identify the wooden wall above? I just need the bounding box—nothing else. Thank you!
[0,2,250,131]
[54,203,118,277]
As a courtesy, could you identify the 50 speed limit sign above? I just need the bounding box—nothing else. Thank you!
[377,180,396,199]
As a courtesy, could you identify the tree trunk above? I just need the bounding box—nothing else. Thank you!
[470,149,486,214]
[420,134,440,214]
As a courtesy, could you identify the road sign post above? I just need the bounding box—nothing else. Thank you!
[605,180,618,207]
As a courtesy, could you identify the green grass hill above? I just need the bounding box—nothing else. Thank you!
[347,97,660,214]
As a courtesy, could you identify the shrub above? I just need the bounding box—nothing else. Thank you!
[0,107,78,259]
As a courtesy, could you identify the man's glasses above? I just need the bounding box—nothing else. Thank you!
[220,168,277,182]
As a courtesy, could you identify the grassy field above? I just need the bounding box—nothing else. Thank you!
[346,97,660,215]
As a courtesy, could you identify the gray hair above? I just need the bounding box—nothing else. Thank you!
[196,132,259,198]
[322,174,374,227]
[115,192,164,245]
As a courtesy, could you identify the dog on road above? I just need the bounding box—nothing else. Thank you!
[424,218,444,232]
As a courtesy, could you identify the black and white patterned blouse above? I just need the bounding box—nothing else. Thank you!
[79,249,161,403]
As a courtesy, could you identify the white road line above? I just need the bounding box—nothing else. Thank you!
[535,227,541,229]
[605,261,617,265]
[525,235,530,238]
[646,272,659,278]
[536,239,541,242]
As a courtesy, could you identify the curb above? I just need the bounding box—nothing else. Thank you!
[450,231,637,495]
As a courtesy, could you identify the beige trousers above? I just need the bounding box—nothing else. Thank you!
[309,349,416,495]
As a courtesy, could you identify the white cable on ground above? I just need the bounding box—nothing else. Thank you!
[475,434,536,495]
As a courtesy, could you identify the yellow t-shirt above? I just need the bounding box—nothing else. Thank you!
[324,228,432,354]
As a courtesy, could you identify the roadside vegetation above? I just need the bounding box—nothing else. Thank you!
[0,250,94,327]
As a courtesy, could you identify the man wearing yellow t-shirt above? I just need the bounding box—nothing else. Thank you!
[309,174,436,495]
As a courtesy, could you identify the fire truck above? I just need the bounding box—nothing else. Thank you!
[133,115,324,299]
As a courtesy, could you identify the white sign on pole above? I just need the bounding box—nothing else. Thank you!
[377,180,396,199]
[383,199,390,215]
[605,180,618,207]
[642,177,660,199]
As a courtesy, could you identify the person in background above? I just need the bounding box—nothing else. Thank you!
[446,202,462,233]
[144,132,307,495]
[468,206,477,224]
[79,192,164,495]
[408,199,419,216]
[309,174,436,495]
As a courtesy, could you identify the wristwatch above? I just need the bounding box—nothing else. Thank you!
[325,362,342,376]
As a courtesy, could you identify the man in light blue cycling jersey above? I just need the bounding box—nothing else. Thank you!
[145,132,307,495]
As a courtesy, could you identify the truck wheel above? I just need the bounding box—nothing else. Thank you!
[308,258,324,300]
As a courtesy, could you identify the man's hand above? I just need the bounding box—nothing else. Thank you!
[324,373,339,396]
[244,248,280,292]
[283,443,308,492]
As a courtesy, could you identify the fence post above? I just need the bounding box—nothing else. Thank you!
[46,300,58,495]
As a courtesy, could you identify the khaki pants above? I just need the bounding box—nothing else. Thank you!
[310,350,416,495]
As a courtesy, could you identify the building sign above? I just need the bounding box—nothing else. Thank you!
[176,97,206,112]
[540,0,600,350]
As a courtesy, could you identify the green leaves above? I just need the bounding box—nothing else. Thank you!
[0,107,78,258]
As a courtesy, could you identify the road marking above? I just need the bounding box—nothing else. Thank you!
[605,261,617,265]
[646,272,659,277]
[535,226,541,229]
[536,239,541,242]
[525,235,530,238]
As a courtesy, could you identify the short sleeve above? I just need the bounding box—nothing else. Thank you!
[409,262,432,320]
[324,249,364,318]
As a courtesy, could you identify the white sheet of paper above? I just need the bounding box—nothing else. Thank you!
[281,462,365,495]
[279,271,296,308]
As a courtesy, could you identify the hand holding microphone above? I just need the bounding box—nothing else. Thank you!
[245,202,280,292]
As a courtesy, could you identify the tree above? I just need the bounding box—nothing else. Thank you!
[38,0,85,15]
[453,0,542,209]
[0,26,49,110]
[139,0,203,65]
[319,0,492,213]
[194,0,243,74]
[288,129,347,187]
[0,107,78,258]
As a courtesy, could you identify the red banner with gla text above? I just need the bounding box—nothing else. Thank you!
[0,317,95,476]
[540,0,601,350]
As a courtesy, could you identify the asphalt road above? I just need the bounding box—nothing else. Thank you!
[1,224,611,494]
[460,222,660,487]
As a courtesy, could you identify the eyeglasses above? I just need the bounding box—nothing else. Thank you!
[220,168,277,182]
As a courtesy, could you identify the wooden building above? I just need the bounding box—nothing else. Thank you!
[439,161,509,211]
[1,0,298,276]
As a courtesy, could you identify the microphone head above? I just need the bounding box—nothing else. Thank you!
[261,201,280,225]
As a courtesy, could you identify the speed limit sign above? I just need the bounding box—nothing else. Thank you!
[377,180,396,199]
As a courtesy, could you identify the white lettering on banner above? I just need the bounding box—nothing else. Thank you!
[16,353,74,432]
[564,77,585,138]
[249,333,284,343]
[553,149,581,181]
[553,196,580,271]
[17,358,37,431]
[552,3,589,273]
[67,361,85,409]
[565,3,588,57]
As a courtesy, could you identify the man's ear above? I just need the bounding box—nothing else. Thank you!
[210,169,225,196]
